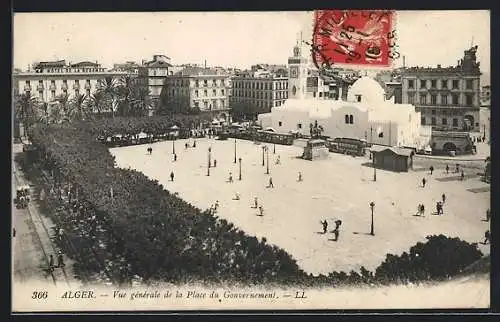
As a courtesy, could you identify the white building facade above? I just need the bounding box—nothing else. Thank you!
[259,77,429,149]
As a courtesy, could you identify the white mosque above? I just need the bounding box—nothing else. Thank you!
[257,44,430,149]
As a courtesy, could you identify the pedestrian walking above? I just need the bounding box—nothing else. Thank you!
[422,177,426,188]
[234,192,240,200]
[49,255,54,272]
[334,219,342,230]
[455,163,460,173]
[215,200,219,211]
[332,228,339,241]
[185,143,188,149]
[446,164,450,174]
[298,172,303,182]
[416,204,422,216]
[486,209,491,222]
[214,159,217,167]
[57,252,65,268]
[174,154,177,162]
[268,177,274,188]
[193,140,196,148]
[438,201,444,215]
[436,202,441,215]
[420,204,425,216]
[170,171,174,181]
[442,193,446,204]
[275,155,281,165]
[254,197,258,209]
[430,165,434,175]
[58,228,64,241]
[228,172,233,183]
[461,170,465,181]
[321,220,328,234]
[484,230,491,244]
[258,205,264,216]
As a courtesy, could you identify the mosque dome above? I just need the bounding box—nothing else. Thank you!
[347,76,386,104]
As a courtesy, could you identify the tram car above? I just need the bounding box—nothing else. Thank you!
[326,137,367,156]
[255,130,295,145]
[14,185,30,209]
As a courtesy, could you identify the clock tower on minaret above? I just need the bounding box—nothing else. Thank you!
[288,37,308,100]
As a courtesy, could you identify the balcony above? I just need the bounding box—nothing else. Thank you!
[36,84,44,91]
[23,85,31,91]
[49,84,56,91]
[61,84,68,90]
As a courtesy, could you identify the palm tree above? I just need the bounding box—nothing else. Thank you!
[68,93,92,121]
[48,94,70,124]
[97,76,123,117]
[89,91,107,116]
[130,86,151,117]
[14,92,39,130]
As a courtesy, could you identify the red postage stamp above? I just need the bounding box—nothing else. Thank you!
[311,10,398,68]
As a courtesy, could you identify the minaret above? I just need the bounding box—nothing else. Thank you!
[287,34,308,100]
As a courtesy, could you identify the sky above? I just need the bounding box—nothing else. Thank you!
[13,10,490,82]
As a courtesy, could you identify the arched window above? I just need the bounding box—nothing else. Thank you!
[345,115,349,124]
[349,115,354,124]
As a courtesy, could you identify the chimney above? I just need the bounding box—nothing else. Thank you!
[403,56,406,68]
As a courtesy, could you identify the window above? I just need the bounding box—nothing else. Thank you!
[355,94,362,102]
[38,90,43,98]
[195,80,199,87]
[319,92,323,97]
[452,80,459,89]
[195,90,199,97]
[442,118,447,125]
[349,115,354,124]
[453,118,458,127]
[421,117,426,125]
[63,89,67,96]
[431,80,437,88]
[203,80,208,87]
[278,121,282,127]
[221,89,225,96]
[297,123,302,129]
[345,115,349,124]
[441,79,447,89]
[212,80,217,86]
[408,93,415,104]
[431,117,436,125]
[75,79,79,84]
[431,94,437,105]
[212,89,216,96]
[221,80,225,86]
[204,89,208,96]
[441,94,448,105]
[452,94,459,105]
[221,100,225,108]
[419,94,427,104]
[420,79,426,89]
[466,94,473,105]
[86,89,90,96]
[25,80,30,85]
[408,79,414,89]
[313,92,316,98]
[466,79,473,89]
[431,109,436,115]
[51,90,56,98]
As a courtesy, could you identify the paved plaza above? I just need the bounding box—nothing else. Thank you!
[111,138,490,275]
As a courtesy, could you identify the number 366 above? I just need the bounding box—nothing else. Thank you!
[32,291,48,299]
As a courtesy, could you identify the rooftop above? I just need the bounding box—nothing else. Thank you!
[174,66,227,77]
[370,145,414,157]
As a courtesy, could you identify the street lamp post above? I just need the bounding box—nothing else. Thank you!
[372,153,377,182]
[238,157,242,180]
[172,137,176,155]
[266,146,270,175]
[273,143,276,154]
[369,202,375,236]
[262,146,265,166]
[234,139,237,163]
[207,147,211,176]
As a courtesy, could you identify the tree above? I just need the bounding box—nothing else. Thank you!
[97,76,123,117]
[230,102,261,122]
[14,92,40,131]
[89,91,107,116]
[68,94,92,121]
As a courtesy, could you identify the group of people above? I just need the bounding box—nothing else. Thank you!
[320,219,342,241]
[48,252,65,272]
